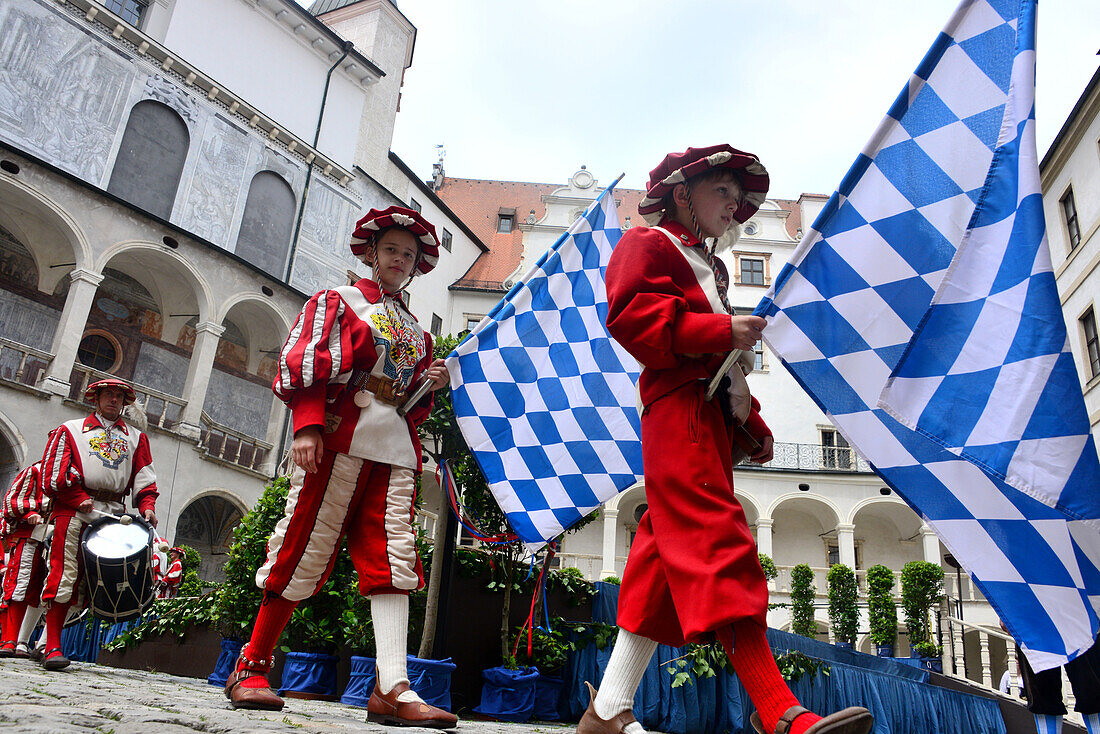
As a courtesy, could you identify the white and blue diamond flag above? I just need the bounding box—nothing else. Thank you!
[447,185,643,548]
[758,0,1100,671]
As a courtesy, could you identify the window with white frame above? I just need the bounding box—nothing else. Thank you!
[430,313,443,336]
[820,427,851,469]
[1081,307,1100,380]
[442,228,453,252]
[1061,188,1081,251]
[753,339,765,371]
[409,198,422,213]
[103,0,149,27]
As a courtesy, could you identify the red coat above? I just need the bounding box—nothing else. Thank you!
[604,218,771,645]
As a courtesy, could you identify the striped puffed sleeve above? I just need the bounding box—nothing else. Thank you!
[273,289,355,433]
[40,426,80,497]
[129,431,158,515]
[3,463,46,521]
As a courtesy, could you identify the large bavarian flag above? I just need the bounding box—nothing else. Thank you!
[447,185,643,548]
[757,0,1100,671]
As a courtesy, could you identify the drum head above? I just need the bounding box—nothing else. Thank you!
[84,517,153,559]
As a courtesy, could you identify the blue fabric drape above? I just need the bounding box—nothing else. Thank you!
[565,583,1006,734]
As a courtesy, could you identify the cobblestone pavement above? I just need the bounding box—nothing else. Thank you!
[0,659,573,734]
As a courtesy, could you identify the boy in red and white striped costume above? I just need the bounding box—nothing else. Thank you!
[585,146,873,734]
[0,461,49,657]
[39,378,159,670]
[160,546,184,598]
[225,206,456,729]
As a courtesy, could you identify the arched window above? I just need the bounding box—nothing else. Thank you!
[107,100,189,220]
[234,171,296,277]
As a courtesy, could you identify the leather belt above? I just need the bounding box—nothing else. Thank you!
[362,374,404,406]
[88,489,126,502]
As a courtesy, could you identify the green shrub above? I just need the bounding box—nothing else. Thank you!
[548,566,594,605]
[600,576,621,585]
[176,544,205,597]
[901,560,944,652]
[790,564,817,639]
[866,565,898,647]
[758,553,778,582]
[826,564,858,645]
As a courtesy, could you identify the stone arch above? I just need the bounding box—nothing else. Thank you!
[171,489,248,582]
[234,170,296,278]
[0,175,91,294]
[768,494,842,569]
[850,497,925,576]
[0,408,28,492]
[97,241,214,342]
[107,100,190,220]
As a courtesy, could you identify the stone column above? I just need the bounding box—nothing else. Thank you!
[979,630,992,689]
[837,523,856,568]
[599,507,619,579]
[39,269,103,396]
[177,321,225,440]
[259,399,288,473]
[920,525,941,563]
[756,517,774,558]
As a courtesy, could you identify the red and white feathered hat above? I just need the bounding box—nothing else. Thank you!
[349,205,440,276]
[84,378,137,405]
[637,144,769,226]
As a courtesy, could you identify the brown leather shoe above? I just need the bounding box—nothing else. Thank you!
[750,705,873,734]
[577,681,640,734]
[367,681,458,729]
[224,651,284,711]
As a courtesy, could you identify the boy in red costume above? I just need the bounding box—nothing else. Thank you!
[224,206,457,729]
[0,461,49,657]
[39,377,159,671]
[586,146,873,734]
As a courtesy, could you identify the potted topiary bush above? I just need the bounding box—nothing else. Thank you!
[901,560,945,672]
[512,624,570,721]
[826,563,858,649]
[866,565,898,657]
[790,564,818,639]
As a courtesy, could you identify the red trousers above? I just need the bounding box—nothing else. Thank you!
[618,381,768,646]
[257,452,423,601]
[3,537,45,606]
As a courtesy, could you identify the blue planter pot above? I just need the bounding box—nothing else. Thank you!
[207,638,244,686]
[533,672,563,721]
[279,651,339,700]
[340,655,457,711]
[474,665,540,722]
[874,644,895,658]
[921,656,944,674]
[340,655,377,707]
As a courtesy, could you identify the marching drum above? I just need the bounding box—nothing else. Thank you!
[80,514,157,622]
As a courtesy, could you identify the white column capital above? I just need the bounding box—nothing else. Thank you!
[756,517,774,529]
[69,268,104,286]
[193,321,225,337]
[836,523,855,534]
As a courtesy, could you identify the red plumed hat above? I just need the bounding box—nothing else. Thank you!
[349,206,440,276]
[637,144,769,225]
[84,378,137,405]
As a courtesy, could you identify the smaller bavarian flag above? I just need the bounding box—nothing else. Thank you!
[447,182,643,548]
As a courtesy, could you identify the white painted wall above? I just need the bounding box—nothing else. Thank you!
[1041,77,1100,445]
[161,0,366,169]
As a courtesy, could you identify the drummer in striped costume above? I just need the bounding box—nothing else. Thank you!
[38,378,159,670]
[225,206,456,728]
[0,461,49,657]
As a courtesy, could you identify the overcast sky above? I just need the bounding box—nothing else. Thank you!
[345,1,1099,199]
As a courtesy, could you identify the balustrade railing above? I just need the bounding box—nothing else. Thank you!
[0,337,52,388]
[742,441,874,473]
[69,364,186,431]
[198,412,273,473]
